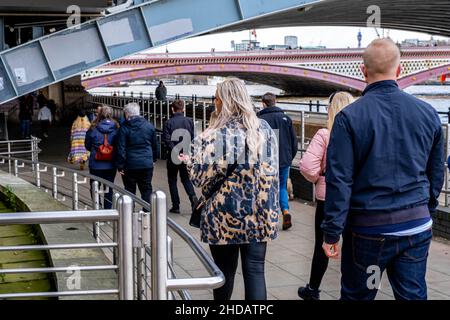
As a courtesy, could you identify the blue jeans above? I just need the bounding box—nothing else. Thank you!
[20,120,31,138]
[279,166,290,212]
[209,242,267,300]
[341,228,432,300]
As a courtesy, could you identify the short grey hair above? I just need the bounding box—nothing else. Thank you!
[124,102,140,117]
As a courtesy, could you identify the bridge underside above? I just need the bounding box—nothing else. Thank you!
[217,0,450,38]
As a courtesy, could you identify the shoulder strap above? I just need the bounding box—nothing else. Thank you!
[103,133,109,146]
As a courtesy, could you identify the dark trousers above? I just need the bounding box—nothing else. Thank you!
[308,200,329,290]
[167,159,196,208]
[122,168,153,210]
[209,242,267,300]
[341,228,432,300]
[41,120,50,136]
[20,120,31,138]
[90,168,116,210]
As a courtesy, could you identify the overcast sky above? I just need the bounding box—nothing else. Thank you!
[146,26,449,53]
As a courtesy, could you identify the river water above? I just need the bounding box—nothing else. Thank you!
[89,83,450,121]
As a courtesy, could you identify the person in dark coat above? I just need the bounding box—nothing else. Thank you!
[85,105,120,209]
[162,100,198,213]
[322,38,444,300]
[155,81,167,101]
[257,93,298,230]
[116,102,157,208]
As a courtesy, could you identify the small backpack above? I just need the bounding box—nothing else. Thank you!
[95,134,114,161]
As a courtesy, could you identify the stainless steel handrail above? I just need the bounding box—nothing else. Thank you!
[0,200,134,300]
[0,155,225,300]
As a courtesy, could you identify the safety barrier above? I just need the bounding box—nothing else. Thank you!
[0,155,224,300]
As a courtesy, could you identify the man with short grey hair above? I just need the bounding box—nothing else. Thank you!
[117,103,157,209]
[322,38,444,300]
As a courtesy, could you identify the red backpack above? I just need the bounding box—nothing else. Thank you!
[95,134,114,161]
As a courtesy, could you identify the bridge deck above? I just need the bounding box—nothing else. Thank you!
[30,123,450,300]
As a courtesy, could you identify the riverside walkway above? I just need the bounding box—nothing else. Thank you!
[19,122,448,300]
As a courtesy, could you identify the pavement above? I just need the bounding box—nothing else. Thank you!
[9,122,450,300]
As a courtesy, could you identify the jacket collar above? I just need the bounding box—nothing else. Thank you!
[258,106,284,116]
[172,112,184,118]
[363,80,399,96]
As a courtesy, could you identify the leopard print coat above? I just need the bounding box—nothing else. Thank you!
[187,116,280,245]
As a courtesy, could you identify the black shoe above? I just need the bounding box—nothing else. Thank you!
[298,284,320,300]
[282,210,292,231]
[169,207,180,214]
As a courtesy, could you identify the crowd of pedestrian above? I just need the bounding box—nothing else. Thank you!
[58,38,444,301]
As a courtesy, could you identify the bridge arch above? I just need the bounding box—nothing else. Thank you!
[398,64,450,89]
[82,63,367,95]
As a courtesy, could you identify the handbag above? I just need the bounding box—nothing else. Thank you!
[189,162,239,228]
[95,134,114,161]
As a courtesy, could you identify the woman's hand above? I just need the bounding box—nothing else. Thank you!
[178,153,190,163]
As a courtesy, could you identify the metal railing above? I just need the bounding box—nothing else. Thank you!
[0,202,132,300]
[0,155,224,300]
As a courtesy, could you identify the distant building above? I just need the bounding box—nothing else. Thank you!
[267,44,290,50]
[284,36,298,49]
[401,37,449,47]
[234,39,261,51]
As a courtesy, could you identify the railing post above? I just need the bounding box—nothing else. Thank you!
[167,236,175,300]
[72,173,79,210]
[301,111,305,152]
[112,193,121,266]
[13,159,18,177]
[52,167,58,198]
[202,102,207,131]
[92,181,100,241]
[118,195,134,300]
[160,101,163,130]
[7,142,11,174]
[151,191,168,300]
[192,102,196,134]
[153,101,157,127]
[35,163,41,188]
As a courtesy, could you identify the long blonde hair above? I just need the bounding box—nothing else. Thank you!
[209,78,263,156]
[327,92,355,131]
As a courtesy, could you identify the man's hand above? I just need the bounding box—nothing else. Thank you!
[118,170,125,176]
[322,242,340,259]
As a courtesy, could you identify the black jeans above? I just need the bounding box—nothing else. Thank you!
[122,168,153,210]
[40,120,50,136]
[308,200,329,290]
[89,168,116,210]
[167,159,196,208]
[209,242,267,300]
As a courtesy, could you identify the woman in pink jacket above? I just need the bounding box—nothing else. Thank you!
[298,91,354,300]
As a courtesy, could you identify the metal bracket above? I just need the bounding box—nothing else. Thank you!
[75,177,88,184]
[133,211,150,248]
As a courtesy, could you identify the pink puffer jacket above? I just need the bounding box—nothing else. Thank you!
[299,128,329,201]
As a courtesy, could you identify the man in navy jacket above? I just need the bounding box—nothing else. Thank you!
[162,100,198,213]
[322,38,444,300]
[258,93,298,230]
[117,103,157,208]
